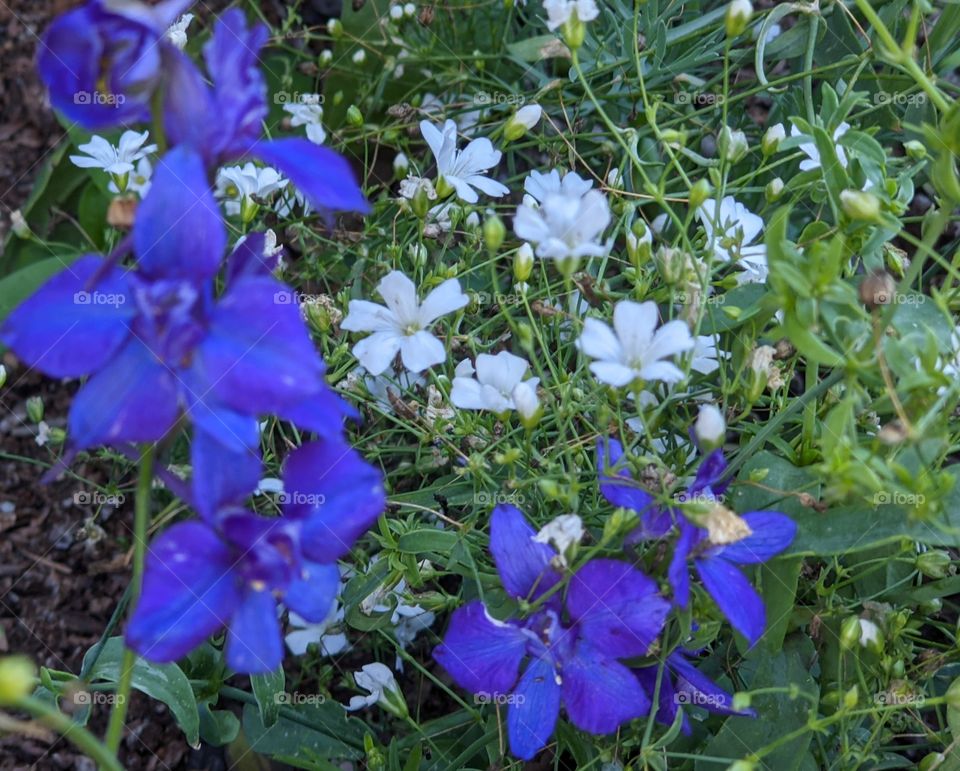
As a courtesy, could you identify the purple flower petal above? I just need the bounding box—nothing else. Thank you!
[689,448,729,497]
[669,520,699,608]
[68,337,180,449]
[226,586,283,674]
[274,384,359,438]
[190,419,261,521]
[566,559,669,658]
[160,46,216,156]
[711,512,797,564]
[490,504,560,601]
[134,146,225,281]
[433,601,527,696]
[0,256,134,378]
[252,139,370,214]
[284,438,386,563]
[596,437,656,514]
[126,522,240,662]
[226,232,284,284]
[507,656,560,761]
[284,561,340,623]
[561,642,650,734]
[634,664,687,734]
[668,651,755,718]
[695,557,766,644]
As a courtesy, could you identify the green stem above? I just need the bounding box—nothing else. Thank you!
[15,695,124,771]
[104,444,155,755]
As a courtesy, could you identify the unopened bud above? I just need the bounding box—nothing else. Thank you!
[504,104,542,141]
[719,125,749,164]
[0,656,35,705]
[840,189,881,221]
[393,152,409,178]
[327,18,342,37]
[725,0,753,37]
[483,213,506,253]
[512,381,542,429]
[25,396,44,424]
[695,404,726,449]
[765,177,785,203]
[903,140,927,161]
[514,242,534,282]
[346,105,364,127]
[761,123,785,156]
[917,550,951,579]
[10,210,30,239]
[688,179,712,209]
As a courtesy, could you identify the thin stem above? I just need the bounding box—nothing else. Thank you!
[15,695,124,771]
[104,444,155,754]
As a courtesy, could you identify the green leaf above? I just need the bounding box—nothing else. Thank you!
[198,703,240,746]
[251,666,285,728]
[0,254,81,324]
[396,528,460,555]
[241,701,366,760]
[82,637,200,747]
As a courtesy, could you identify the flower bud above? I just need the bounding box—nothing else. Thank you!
[327,18,342,37]
[26,395,44,424]
[902,140,926,160]
[483,213,506,253]
[239,195,259,225]
[762,123,785,156]
[351,49,366,65]
[10,210,30,239]
[389,4,403,20]
[504,104,542,141]
[725,0,753,37]
[404,2,416,16]
[765,177,785,203]
[732,692,751,712]
[688,178,712,209]
[512,381,542,429]
[0,656,35,705]
[514,242,534,282]
[0,365,6,388]
[695,404,726,449]
[728,762,756,771]
[346,105,364,127]
[561,13,588,49]
[660,128,688,149]
[916,549,951,579]
[840,615,861,649]
[946,676,960,709]
[843,684,859,709]
[393,152,409,178]
[719,125,749,164]
[840,189,881,221]
[319,49,333,66]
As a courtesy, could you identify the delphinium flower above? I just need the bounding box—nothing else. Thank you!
[283,96,327,144]
[633,649,755,734]
[434,504,670,760]
[126,437,386,672]
[596,436,673,540]
[791,121,850,171]
[70,131,157,192]
[419,119,509,203]
[514,169,610,265]
[38,0,189,129]
[1,150,355,518]
[450,351,539,414]
[577,300,695,386]
[668,450,797,644]
[341,270,469,375]
[215,163,288,220]
[697,197,768,284]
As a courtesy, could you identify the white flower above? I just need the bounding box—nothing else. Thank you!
[283,96,326,144]
[762,122,786,155]
[165,13,194,50]
[522,169,593,207]
[695,404,726,446]
[419,119,509,203]
[345,663,402,711]
[690,334,727,375]
[512,381,541,426]
[450,351,539,413]
[791,121,850,171]
[533,514,584,565]
[35,421,51,447]
[341,271,469,375]
[70,130,157,177]
[285,608,349,657]
[393,152,410,176]
[543,0,599,30]
[858,619,880,648]
[577,300,694,386]
[505,104,543,140]
[108,157,152,197]
[353,366,426,413]
[364,577,435,670]
[399,175,437,202]
[514,175,610,262]
[216,163,287,217]
[697,196,768,284]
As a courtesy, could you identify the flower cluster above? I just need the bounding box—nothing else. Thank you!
[5,1,384,674]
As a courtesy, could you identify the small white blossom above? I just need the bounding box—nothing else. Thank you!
[522,169,593,207]
[108,157,152,197]
[345,663,403,712]
[283,96,326,144]
[695,404,726,446]
[165,13,194,49]
[858,619,880,648]
[393,151,410,176]
[35,421,51,447]
[577,300,694,386]
[399,175,437,202]
[450,351,539,413]
[698,196,768,284]
[690,334,727,375]
[216,163,287,217]
[512,381,541,425]
[543,0,599,30]
[791,121,850,171]
[70,130,157,176]
[533,514,584,565]
[285,608,349,657]
[341,271,469,375]
[420,119,509,203]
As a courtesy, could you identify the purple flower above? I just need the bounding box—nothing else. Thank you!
[667,450,797,644]
[126,438,386,672]
[597,436,672,540]
[38,0,190,130]
[433,505,669,760]
[161,9,369,215]
[0,149,354,517]
[634,650,755,734]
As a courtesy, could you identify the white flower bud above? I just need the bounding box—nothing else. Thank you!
[389,4,403,20]
[504,104,542,141]
[840,189,881,221]
[725,0,753,37]
[695,404,726,448]
[762,123,785,156]
[351,49,367,65]
[512,381,541,428]
[393,152,409,177]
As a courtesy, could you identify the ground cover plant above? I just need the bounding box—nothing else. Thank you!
[2,0,960,768]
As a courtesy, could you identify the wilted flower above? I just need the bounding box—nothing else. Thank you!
[532,514,584,565]
[341,271,469,374]
[577,300,694,386]
[165,12,194,49]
